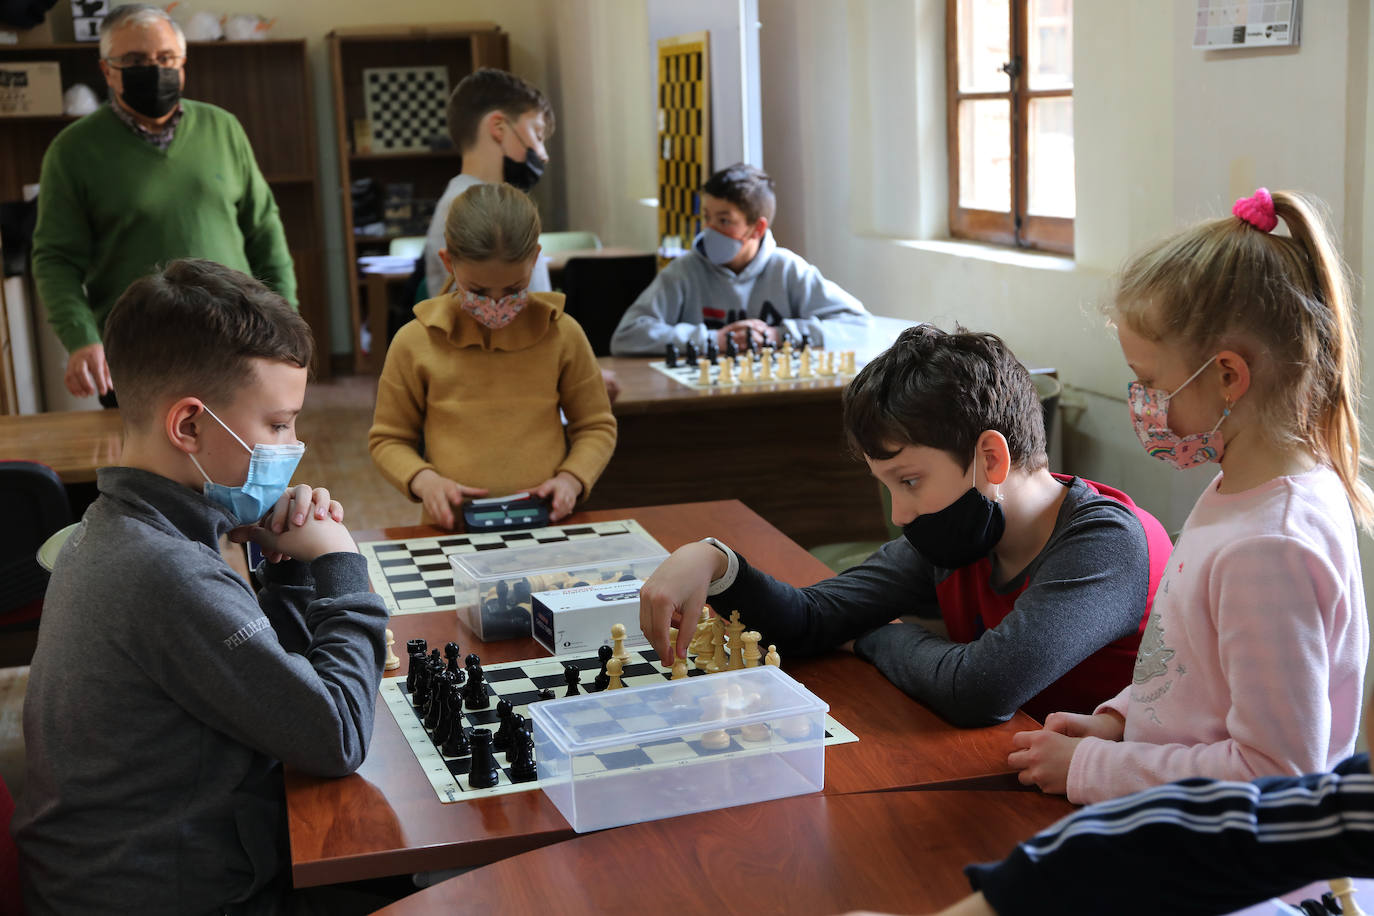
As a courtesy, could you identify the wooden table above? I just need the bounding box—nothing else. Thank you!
[374,787,1075,914]
[0,409,122,484]
[591,357,886,549]
[284,500,1038,887]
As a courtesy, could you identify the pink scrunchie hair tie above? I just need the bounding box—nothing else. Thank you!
[1233,187,1278,232]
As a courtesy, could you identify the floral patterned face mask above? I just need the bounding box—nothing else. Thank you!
[457,287,528,329]
[1127,355,1231,469]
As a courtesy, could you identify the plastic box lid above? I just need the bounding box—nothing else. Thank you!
[448,529,667,581]
[530,665,828,753]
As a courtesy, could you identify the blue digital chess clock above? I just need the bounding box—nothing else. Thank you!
[462,492,552,531]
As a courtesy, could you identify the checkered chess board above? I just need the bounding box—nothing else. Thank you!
[363,65,449,152]
[648,348,855,390]
[383,646,858,804]
[359,520,656,616]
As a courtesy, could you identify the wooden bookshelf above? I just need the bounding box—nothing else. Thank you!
[327,23,508,372]
[0,40,332,378]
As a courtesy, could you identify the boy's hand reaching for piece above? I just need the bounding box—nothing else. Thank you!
[531,471,583,522]
[410,469,488,529]
[638,542,728,663]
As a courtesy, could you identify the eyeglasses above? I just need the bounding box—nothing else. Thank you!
[105,52,185,69]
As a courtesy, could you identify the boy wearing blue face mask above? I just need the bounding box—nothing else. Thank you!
[638,325,1173,727]
[12,259,391,915]
[609,163,871,355]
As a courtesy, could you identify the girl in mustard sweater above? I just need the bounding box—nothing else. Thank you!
[369,184,616,527]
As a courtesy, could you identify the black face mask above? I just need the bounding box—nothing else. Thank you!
[118,64,180,120]
[503,145,545,191]
[902,486,1006,569]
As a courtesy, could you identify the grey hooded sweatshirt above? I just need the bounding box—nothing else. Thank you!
[609,230,870,355]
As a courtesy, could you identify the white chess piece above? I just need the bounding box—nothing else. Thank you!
[611,622,631,663]
[760,348,774,381]
[719,356,734,385]
[739,355,753,382]
[741,631,762,668]
[778,353,793,380]
[764,644,781,667]
[697,358,711,386]
[384,629,401,670]
[606,656,625,689]
[799,349,814,378]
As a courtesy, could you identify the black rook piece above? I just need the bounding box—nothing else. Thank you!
[468,728,501,789]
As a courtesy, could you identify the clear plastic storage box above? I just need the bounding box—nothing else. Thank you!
[449,524,668,641]
[529,666,829,833]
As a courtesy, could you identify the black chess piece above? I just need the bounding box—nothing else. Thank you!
[536,687,556,702]
[444,641,462,675]
[664,342,678,368]
[563,662,582,697]
[467,728,500,789]
[441,691,471,757]
[800,332,811,350]
[492,699,515,751]
[425,673,455,730]
[413,650,441,709]
[705,338,719,365]
[511,720,538,783]
[404,644,427,694]
[724,335,738,359]
[1320,892,1343,914]
[503,713,526,765]
[684,340,698,364]
[431,680,457,745]
[463,659,490,710]
[592,645,613,692]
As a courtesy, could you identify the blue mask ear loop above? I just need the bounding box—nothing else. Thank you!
[185,403,253,485]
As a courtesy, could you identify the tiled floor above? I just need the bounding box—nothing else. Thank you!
[0,373,416,799]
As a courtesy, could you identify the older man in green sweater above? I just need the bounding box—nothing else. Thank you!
[32,3,295,405]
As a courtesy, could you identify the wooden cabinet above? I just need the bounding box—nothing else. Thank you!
[326,24,508,372]
[0,40,331,378]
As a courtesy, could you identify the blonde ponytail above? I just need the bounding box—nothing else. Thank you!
[1113,190,1373,530]
[439,183,542,295]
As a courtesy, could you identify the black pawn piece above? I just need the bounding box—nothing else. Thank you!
[463,660,489,710]
[592,645,613,692]
[563,662,582,697]
[664,342,678,369]
[492,698,515,751]
[444,641,462,674]
[800,333,811,350]
[684,340,698,364]
[724,335,738,359]
[467,728,500,789]
[705,338,719,365]
[536,687,556,702]
[511,722,537,783]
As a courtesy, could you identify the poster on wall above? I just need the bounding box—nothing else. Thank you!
[1193,0,1302,50]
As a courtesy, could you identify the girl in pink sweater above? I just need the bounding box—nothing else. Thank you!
[1010,189,1372,806]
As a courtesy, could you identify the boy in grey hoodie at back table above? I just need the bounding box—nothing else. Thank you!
[609,163,870,355]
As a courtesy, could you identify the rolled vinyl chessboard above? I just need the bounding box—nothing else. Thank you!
[359,519,656,616]
[383,646,859,804]
[648,348,855,390]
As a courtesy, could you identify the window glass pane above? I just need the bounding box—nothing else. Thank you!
[1027,0,1073,90]
[958,99,1011,212]
[1028,96,1074,218]
[957,0,1011,93]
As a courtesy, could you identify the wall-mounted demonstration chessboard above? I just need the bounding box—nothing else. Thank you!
[362,65,450,152]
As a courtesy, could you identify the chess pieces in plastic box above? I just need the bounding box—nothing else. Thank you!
[449,529,668,641]
[532,580,650,656]
[530,666,828,833]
